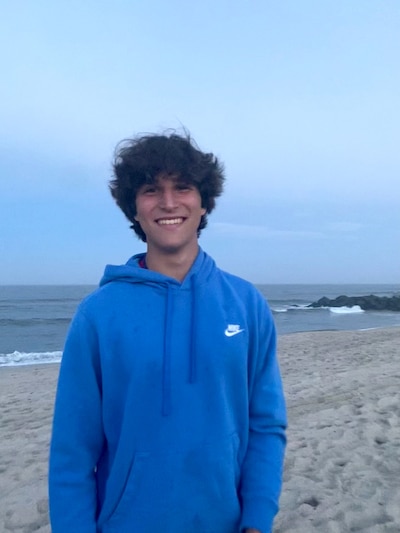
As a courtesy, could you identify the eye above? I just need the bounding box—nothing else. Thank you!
[176,183,193,192]
[140,185,157,195]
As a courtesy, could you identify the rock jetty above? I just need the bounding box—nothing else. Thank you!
[308,294,400,311]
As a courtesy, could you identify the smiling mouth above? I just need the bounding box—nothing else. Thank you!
[157,217,184,225]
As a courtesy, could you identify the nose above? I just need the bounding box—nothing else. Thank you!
[159,188,178,210]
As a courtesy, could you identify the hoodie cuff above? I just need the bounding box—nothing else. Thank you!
[240,498,277,533]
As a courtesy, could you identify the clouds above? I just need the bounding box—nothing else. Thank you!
[0,1,399,284]
[210,222,325,241]
[210,219,366,244]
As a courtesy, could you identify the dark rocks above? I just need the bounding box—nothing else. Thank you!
[308,294,400,311]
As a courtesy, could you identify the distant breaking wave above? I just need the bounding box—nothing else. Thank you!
[272,304,368,315]
[329,305,364,314]
[0,350,62,367]
[271,304,314,313]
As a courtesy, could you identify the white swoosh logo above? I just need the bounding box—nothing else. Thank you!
[224,328,244,337]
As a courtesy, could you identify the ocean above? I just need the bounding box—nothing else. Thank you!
[1,283,399,367]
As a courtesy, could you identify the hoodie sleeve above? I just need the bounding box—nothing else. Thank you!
[49,308,104,533]
[239,303,287,533]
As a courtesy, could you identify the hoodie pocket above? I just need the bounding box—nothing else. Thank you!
[101,433,241,533]
[101,451,148,530]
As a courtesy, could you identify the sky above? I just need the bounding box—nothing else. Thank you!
[1,0,399,284]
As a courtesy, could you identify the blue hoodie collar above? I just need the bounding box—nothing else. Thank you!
[100,247,215,288]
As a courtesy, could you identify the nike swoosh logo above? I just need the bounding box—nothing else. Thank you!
[224,328,244,337]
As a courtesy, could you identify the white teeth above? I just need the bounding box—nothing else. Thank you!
[158,218,183,225]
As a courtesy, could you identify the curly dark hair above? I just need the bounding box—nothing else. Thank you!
[109,130,225,242]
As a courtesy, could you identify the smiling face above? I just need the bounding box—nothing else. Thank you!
[134,173,206,259]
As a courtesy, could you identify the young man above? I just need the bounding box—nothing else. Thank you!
[49,132,287,533]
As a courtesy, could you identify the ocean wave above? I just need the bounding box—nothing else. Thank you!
[271,304,315,313]
[329,305,365,315]
[0,318,71,327]
[0,297,80,306]
[0,350,62,366]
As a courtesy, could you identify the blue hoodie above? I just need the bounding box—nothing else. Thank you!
[49,249,287,533]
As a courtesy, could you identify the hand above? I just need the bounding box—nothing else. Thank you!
[244,529,261,533]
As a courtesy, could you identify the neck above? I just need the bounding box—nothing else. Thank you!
[145,245,199,282]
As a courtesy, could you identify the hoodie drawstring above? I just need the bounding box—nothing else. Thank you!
[162,285,173,416]
[162,278,199,416]
[189,276,197,384]
[101,248,213,418]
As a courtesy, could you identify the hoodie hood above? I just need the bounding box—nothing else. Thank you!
[99,248,215,416]
[100,247,214,289]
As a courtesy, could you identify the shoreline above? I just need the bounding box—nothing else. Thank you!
[1,328,399,532]
[2,324,400,369]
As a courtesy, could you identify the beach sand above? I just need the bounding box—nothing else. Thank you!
[0,328,399,532]
[275,327,400,533]
[0,364,57,533]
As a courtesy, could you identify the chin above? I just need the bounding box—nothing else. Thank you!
[151,239,198,256]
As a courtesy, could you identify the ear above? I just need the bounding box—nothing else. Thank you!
[200,207,206,216]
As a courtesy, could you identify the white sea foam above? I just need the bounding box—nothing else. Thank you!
[0,350,62,367]
[329,305,365,315]
[271,304,315,313]
[290,304,315,311]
